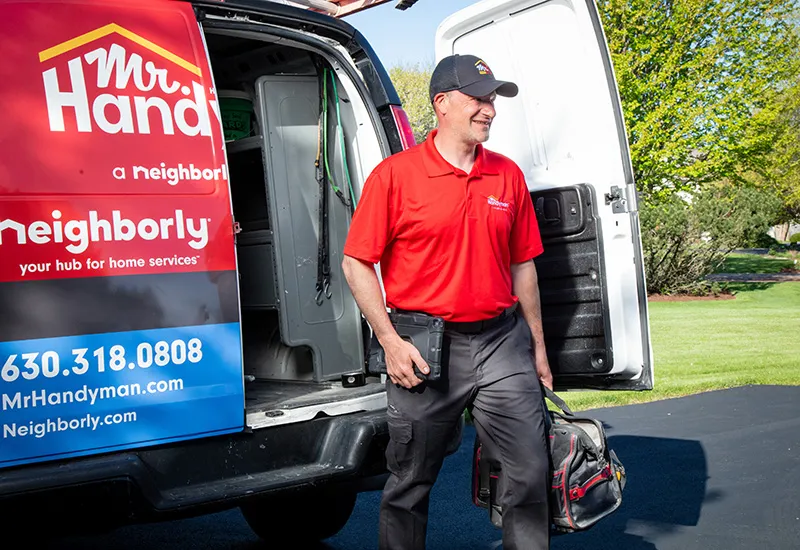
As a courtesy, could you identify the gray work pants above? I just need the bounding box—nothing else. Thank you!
[378,310,551,550]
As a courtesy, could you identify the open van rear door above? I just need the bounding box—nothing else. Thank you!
[436,0,653,391]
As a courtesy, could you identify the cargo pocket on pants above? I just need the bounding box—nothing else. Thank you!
[386,418,414,477]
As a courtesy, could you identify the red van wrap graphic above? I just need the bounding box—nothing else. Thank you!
[0,0,245,469]
[0,0,235,283]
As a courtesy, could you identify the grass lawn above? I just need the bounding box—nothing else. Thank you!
[558,281,800,412]
[716,252,798,274]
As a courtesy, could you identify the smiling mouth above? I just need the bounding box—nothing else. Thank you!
[473,120,491,127]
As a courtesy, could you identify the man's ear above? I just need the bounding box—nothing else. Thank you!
[432,92,449,116]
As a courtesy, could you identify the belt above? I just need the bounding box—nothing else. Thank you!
[392,303,518,335]
[444,303,518,334]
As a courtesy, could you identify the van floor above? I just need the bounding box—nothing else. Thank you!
[244,379,385,427]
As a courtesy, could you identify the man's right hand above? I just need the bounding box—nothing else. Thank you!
[381,335,430,389]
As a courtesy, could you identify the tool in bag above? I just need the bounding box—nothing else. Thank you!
[472,386,626,533]
[366,311,445,382]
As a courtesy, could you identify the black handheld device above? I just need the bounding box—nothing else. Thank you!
[367,311,445,382]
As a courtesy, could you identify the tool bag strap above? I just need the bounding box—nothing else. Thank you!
[543,386,575,417]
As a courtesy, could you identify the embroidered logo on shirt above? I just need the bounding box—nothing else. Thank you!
[487,195,511,212]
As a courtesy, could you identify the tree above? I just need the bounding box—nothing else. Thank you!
[596,0,800,291]
[597,0,800,199]
[745,79,800,229]
[388,63,437,144]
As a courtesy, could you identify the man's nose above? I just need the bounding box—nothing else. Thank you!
[481,102,496,118]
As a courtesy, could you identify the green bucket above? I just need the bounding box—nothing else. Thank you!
[219,92,253,141]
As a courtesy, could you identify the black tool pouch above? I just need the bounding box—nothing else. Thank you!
[367,311,445,382]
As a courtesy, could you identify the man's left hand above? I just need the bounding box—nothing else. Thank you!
[535,354,553,390]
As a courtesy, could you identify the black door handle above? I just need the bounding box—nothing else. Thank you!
[535,196,562,225]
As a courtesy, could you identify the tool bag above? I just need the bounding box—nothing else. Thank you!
[471,387,626,533]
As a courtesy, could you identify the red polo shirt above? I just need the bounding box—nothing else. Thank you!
[343,130,544,322]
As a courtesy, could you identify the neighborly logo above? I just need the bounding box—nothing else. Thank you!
[487,195,511,212]
[39,23,220,137]
[475,59,493,76]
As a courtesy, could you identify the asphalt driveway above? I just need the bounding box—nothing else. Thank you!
[46,385,800,549]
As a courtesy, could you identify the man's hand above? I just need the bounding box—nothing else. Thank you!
[382,335,430,389]
[535,353,553,390]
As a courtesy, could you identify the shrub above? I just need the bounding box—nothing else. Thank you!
[790,233,800,244]
[641,185,782,294]
[746,232,780,249]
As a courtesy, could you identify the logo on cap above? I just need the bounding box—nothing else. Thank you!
[475,59,493,76]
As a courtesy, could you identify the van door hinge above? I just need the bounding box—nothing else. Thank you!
[605,185,631,214]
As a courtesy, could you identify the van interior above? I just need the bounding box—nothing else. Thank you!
[203,27,387,428]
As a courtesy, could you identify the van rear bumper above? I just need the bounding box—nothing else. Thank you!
[0,409,389,530]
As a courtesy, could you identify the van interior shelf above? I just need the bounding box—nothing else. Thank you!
[226,135,264,154]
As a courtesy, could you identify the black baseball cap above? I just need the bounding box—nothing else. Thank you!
[429,54,519,102]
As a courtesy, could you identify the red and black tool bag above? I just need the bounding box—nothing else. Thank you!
[472,387,626,533]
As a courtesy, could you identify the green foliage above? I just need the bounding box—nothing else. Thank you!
[596,0,798,292]
[641,185,782,294]
[596,0,800,199]
[790,233,800,243]
[744,232,780,249]
[388,63,437,144]
[742,78,800,224]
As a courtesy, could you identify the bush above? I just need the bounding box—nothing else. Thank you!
[642,185,782,295]
[790,233,800,244]
[745,232,780,249]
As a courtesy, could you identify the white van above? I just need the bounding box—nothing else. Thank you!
[0,0,651,543]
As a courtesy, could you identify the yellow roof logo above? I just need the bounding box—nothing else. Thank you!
[475,60,492,76]
[38,23,201,77]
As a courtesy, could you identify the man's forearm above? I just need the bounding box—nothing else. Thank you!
[342,255,398,345]
[511,259,547,359]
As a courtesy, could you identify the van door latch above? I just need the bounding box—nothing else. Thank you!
[604,186,629,214]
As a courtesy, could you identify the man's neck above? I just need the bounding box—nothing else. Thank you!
[433,130,478,174]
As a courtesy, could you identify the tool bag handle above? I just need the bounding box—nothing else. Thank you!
[543,386,575,417]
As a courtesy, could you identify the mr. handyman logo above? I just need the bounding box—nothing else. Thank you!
[487,195,511,212]
[475,59,493,76]
[39,23,221,137]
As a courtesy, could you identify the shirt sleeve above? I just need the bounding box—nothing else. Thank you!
[342,163,395,264]
[509,168,544,264]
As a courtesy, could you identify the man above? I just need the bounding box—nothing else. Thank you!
[341,54,552,550]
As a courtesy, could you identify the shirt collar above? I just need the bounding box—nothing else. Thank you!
[421,129,500,178]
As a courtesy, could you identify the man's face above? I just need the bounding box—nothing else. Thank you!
[438,90,497,144]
